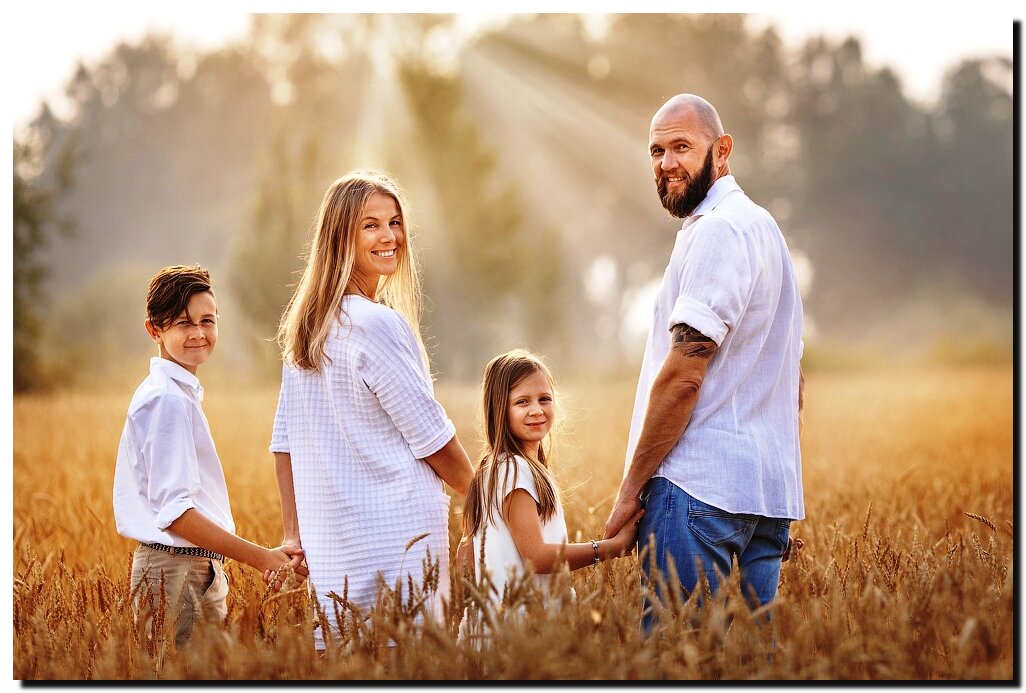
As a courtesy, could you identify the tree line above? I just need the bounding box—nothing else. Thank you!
[13,14,1013,391]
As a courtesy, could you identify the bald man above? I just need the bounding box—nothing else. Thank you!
[604,94,805,630]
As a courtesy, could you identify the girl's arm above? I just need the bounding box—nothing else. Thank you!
[166,509,307,588]
[504,490,643,574]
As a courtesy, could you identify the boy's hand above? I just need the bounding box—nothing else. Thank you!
[279,540,307,583]
[263,545,308,590]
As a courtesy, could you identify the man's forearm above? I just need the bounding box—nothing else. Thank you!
[621,366,702,498]
[620,323,717,500]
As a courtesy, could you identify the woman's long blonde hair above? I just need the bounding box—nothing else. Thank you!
[463,350,560,535]
[277,171,424,370]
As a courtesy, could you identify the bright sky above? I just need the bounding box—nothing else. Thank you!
[5,3,1018,128]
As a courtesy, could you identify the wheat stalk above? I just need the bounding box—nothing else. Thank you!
[964,512,996,531]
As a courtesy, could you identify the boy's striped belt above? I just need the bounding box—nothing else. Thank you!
[142,542,225,562]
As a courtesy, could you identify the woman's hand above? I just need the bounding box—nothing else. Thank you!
[263,542,308,590]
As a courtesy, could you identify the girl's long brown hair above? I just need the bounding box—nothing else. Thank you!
[277,171,425,370]
[463,350,560,535]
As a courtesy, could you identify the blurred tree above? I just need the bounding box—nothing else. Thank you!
[228,129,318,376]
[13,126,75,392]
[931,57,1013,305]
[227,14,373,375]
[26,34,280,385]
[36,35,274,292]
[397,56,565,379]
[786,36,942,337]
[38,37,182,291]
[47,264,154,386]
[19,13,1013,383]
[461,13,791,370]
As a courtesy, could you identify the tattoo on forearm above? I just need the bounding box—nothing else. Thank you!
[670,323,716,357]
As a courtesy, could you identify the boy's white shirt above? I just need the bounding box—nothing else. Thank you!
[113,356,235,545]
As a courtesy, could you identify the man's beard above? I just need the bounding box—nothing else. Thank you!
[657,146,715,218]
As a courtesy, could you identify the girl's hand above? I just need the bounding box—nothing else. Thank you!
[611,508,645,556]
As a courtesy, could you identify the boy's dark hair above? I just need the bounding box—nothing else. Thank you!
[146,265,214,330]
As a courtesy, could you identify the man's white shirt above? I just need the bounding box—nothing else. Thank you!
[625,175,805,520]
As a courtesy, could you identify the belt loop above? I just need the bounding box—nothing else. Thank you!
[169,546,177,556]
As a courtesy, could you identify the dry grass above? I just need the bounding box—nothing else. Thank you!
[13,365,1013,680]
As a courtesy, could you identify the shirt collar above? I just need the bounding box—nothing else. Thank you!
[150,356,204,401]
[685,174,742,224]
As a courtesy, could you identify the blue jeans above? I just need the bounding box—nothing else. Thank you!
[638,477,790,631]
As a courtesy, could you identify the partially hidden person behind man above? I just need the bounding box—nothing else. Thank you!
[603,94,805,633]
[113,265,308,649]
[270,171,475,651]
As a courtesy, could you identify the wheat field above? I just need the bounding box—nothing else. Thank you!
[12,364,1013,680]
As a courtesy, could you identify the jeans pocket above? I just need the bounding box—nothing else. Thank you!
[686,498,757,549]
[772,519,792,554]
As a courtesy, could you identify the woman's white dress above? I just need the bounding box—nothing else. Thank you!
[271,295,455,649]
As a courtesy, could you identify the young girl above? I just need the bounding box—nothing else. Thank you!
[458,349,643,601]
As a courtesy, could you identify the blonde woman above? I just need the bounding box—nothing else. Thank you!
[270,171,473,650]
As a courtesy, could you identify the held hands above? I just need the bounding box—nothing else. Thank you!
[262,541,308,592]
[608,508,645,556]
[603,493,642,541]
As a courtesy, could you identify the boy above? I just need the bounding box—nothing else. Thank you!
[113,265,306,647]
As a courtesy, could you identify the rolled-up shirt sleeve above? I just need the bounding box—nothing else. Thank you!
[359,312,456,459]
[669,218,753,346]
[136,395,201,530]
[269,365,290,454]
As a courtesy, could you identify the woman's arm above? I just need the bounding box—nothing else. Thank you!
[504,490,643,574]
[423,435,474,497]
[274,452,302,550]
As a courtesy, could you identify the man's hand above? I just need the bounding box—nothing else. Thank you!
[603,494,642,540]
[608,322,715,540]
